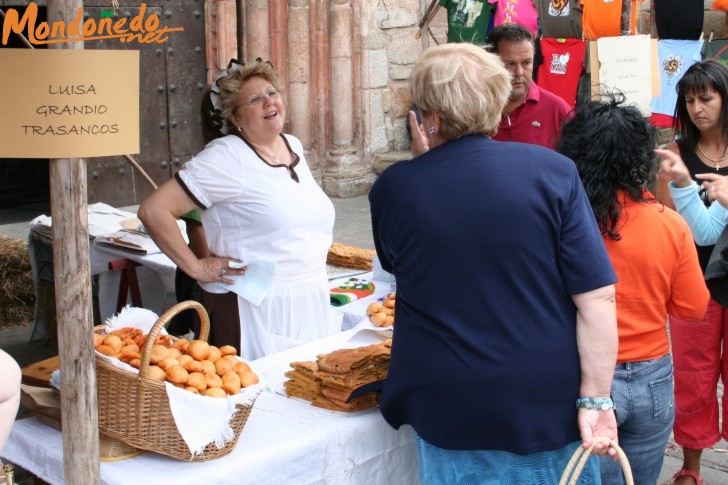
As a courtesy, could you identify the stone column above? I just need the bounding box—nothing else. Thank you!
[287,0,316,174]
[312,0,331,179]
[324,0,373,197]
[269,0,288,82]
[204,0,239,83]
[246,0,270,60]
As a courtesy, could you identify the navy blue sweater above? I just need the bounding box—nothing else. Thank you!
[369,135,616,454]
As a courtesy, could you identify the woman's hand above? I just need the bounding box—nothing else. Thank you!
[656,148,692,188]
[577,408,619,459]
[191,256,246,284]
[696,172,728,206]
[409,110,431,157]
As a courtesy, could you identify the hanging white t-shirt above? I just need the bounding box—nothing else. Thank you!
[177,134,339,359]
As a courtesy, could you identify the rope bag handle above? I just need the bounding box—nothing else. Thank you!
[559,437,633,485]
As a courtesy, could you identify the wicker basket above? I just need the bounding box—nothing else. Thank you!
[95,300,255,461]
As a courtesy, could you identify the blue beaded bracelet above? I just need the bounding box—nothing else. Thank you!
[576,397,615,411]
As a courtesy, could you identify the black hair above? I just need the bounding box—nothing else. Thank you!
[556,93,657,240]
[200,84,225,144]
[485,23,534,54]
[673,59,728,153]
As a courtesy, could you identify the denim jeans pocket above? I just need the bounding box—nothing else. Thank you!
[649,372,675,423]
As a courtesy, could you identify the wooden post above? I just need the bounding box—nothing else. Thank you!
[620,0,632,35]
[47,0,101,482]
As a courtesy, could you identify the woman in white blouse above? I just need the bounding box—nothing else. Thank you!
[139,59,338,360]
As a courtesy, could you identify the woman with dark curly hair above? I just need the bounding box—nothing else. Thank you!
[557,94,709,485]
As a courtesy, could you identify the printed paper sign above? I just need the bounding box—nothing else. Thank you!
[0,48,139,158]
[596,35,653,116]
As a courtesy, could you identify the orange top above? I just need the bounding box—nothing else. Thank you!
[581,0,644,40]
[603,191,709,362]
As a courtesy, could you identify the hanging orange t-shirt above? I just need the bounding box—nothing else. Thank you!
[581,0,644,40]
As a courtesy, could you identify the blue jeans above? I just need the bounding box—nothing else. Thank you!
[416,435,600,484]
[599,355,675,485]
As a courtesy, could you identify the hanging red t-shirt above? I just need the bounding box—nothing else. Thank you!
[537,38,587,108]
[581,0,644,40]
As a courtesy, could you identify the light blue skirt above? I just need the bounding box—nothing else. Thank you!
[415,436,600,485]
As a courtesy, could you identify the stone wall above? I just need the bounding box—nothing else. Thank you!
[358,1,447,174]
[211,1,728,196]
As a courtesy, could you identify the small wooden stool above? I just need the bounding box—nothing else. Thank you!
[108,259,143,313]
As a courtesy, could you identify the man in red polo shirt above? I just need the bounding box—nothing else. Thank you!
[487,23,571,150]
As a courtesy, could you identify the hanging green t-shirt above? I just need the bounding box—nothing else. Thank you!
[438,0,492,45]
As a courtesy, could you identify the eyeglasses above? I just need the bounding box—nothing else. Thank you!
[240,88,280,108]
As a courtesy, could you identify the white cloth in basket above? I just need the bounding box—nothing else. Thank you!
[166,379,263,456]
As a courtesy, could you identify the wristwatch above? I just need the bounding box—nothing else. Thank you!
[576,397,615,411]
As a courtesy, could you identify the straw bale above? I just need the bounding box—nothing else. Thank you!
[0,236,35,327]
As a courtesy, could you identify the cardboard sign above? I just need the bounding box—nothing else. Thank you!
[0,48,139,158]
[596,35,654,116]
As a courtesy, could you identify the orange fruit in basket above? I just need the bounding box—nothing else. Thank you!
[149,344,170,364]
[222,383,241,395]
[187,340,210,361]
[205,387,227,398]
[200,359,216,375]
[222,371,242,395]
[235,361,252,373]
[158,357,180,371]
[177,354,193,367]
[239,370,259,388]
[147,365,166,381]
[205,373,223,388]
[219,345,237,356]
[167,348,182,359]
[207,346,222,363]
[183,360,204,373]
[166,365,189,384]
[96,344,115,356]
[366,302,382,316]
[103,334,123,353]
[187,372,207,392]
[222,371,241,388]
[172,338,190,352]
[370,311,387,327]
[93,333,104,347]
[215,358,235,376]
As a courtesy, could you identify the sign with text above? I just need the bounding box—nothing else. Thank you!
[0,49,139,158]
[596,35,654,116]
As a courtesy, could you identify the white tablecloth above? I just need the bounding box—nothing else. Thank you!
[27,204,180,340]
[2,327,418,485]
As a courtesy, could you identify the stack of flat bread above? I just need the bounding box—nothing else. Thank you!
[327,243,377,271]
[283,361,322,402]
[283,340,391,412]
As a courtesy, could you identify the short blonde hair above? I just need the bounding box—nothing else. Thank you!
[410,43,511,139]
[217,59,281,120]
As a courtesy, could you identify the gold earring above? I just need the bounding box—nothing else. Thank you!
[238,126,242,132]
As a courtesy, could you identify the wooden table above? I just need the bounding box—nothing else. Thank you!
[20,355,59,388]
